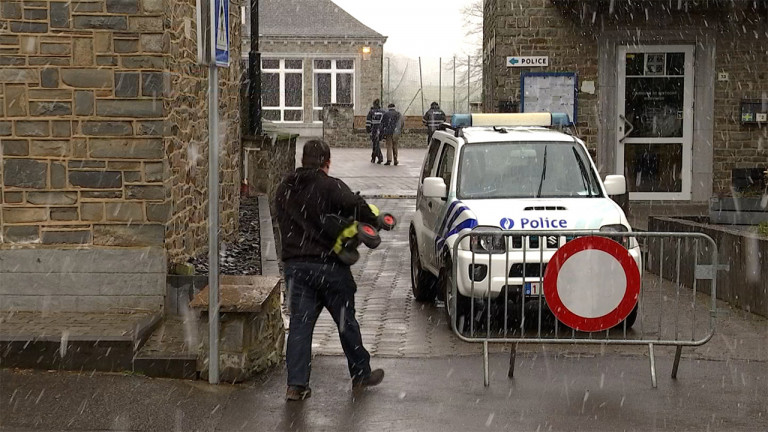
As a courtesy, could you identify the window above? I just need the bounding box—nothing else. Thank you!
[421,139,442,181]
[313,59,355,122]
[261,58,303,122]
[457,142,603,199]
[436,144,455,188]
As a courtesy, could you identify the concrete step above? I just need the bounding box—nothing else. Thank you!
[132,316,198,379]
[0,310,161,372]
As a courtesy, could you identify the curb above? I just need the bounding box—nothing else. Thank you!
[258,195,280,277]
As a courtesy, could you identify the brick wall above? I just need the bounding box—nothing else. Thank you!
[483,0,767,199]
[0,0,241,263]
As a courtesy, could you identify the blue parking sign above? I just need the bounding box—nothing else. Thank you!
[214,0,229,66]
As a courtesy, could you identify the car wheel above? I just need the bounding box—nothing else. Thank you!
[440,255,471,336]
[612,303,638,330]
[409,229,437,302]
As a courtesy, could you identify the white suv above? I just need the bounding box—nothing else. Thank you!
[409,113,642,329]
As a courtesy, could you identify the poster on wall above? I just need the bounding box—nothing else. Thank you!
[521,72,578,124]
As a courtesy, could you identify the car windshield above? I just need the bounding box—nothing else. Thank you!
[457,141,604,199]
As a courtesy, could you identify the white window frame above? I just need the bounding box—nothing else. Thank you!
[313,59,355,123]
[262,58,304,123]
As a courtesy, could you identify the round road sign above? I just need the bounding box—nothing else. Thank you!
[543,236,640,332]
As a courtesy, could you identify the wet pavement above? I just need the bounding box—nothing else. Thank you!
[1,147,767,431]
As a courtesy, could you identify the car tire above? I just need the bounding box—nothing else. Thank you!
[612,303,638,330]
[440,255,471,336]
[409,229,437,302]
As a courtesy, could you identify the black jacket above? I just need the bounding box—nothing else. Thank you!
[381,108,404,136]
[365,107,385,134]
[423,108,446,131]
[275,168,377,264]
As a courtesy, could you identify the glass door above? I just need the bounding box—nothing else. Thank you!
[617,45,694,200]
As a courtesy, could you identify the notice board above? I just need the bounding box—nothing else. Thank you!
[520,72,578,124]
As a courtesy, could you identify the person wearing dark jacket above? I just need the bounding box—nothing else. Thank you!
[275,139,385,401]
[365,99,385,164]
[380,103,404,166]
[422,101,446,145]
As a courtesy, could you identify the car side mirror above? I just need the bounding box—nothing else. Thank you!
[604,175,627,196]
[423,177,447,199]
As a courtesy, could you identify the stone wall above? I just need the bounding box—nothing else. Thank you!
[483,1,767,198]
[0,0,242,310]
[164,0,242,265]
[0,0,169,247]
[244,134,296,202]
[322,104,430,149]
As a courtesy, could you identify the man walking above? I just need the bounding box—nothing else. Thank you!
[365,99,385,164]
[422,101,446,145]
[275,140,385,401]
[380,103,404,166]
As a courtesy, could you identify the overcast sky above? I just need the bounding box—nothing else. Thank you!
[330,0,479,58]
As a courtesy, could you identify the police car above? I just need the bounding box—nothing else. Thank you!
[408,113,642,331]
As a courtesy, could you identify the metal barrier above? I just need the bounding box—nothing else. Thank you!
[449,229,721,387]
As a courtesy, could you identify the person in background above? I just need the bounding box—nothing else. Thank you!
[422,101,446,145]
[275,140,385,402]
[365,99,385,164]
[380,103,404,166]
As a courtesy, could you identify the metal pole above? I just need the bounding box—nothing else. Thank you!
[439,57,442,108]
[208,0,220,385]
[387,57,390,105]
[453,56,456,113]
[247,0,261,136]
[419,56,424,115]
[467,55,471,112]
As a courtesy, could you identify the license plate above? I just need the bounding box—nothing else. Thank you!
[524,282,541,296]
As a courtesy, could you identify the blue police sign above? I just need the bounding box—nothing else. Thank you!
[214,0,229,66]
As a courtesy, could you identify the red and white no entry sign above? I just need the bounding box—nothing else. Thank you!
[543,236,640,332]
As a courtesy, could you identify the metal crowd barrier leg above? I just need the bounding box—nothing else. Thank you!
[648,343,657,388]
[508,343,517,378]
[483,341,490,387]
[672,345,683,379]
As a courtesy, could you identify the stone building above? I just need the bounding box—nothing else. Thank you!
[246,0,387,140]
[0,0,242,311]
[483,1,767,214]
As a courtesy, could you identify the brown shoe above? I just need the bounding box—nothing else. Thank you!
[352,369,385,389]
[286,386,311,401]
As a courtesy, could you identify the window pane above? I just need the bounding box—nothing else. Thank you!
[284,110,303,122]
[645,53,665,76]
[263,109,280,121]
[262,73,279,107]
[314,59,331,69]
[625,77,684,138]
[336,59,353,69]
[624,143,683,193]
[625,53,643,76]
[262,59,279,69]
[666,53,685,76]
[285,59,302,70]
[314,73,331,106]
[336,73,352,104]
[285,73,302,107]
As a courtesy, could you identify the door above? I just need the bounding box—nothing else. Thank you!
[617,45,694,200]
[416,138,443,270]
[424,142,456,271]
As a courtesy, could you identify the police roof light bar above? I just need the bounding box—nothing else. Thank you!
[450,112,571,128]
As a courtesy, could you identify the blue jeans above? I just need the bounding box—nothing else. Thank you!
[284,261,371,387]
